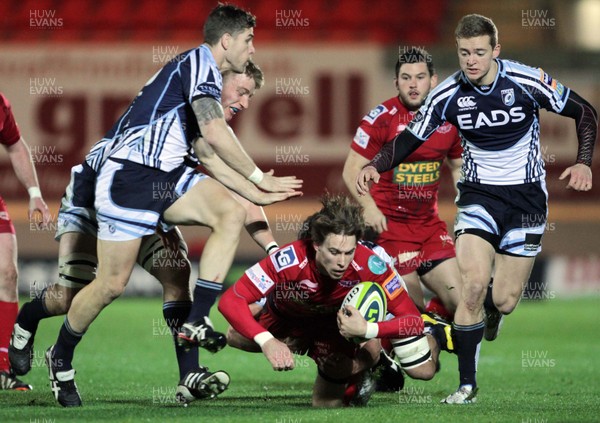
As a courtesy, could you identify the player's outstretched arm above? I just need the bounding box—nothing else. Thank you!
[557,90,597,190]
[193,138,301,205]
[256,170,303,194]
[6,137,51,226]
[193,97,302,193]
[343,150,387,232]
[356,130,425,196]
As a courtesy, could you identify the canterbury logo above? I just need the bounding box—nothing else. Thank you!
[457,96,476,108]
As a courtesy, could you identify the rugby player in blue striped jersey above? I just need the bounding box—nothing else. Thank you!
[357,14,597,404]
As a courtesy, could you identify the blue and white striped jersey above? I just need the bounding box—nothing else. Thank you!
[85,44,222,172]
[407,59,570,185]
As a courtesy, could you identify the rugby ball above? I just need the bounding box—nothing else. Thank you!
[341,281,387,343]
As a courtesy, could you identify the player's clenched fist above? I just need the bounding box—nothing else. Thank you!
[356,166,380,196]
[337,306,367,339]
[261,337,295,371]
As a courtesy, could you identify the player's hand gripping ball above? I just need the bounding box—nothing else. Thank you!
[340,281,387,343]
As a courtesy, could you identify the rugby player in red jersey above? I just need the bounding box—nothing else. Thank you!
[0,93,51,390]
[219,195,452,407]
[343,47,462,320]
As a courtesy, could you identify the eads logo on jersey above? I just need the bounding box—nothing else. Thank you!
[457,107,526,130]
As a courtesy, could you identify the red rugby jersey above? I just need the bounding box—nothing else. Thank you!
[351,96,462,222]
[0,94,21,146]
[220,239,423,340]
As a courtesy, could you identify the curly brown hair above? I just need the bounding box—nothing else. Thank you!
[298,194,365,245]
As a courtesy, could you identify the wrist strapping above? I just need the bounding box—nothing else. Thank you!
[254,331,274,347]
[27,187,42,199]
[248,167,264,184]
[365,322,379,339]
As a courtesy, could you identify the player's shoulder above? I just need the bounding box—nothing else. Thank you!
[361,96,401,126]
[427,71,463,104]
[353,243,392,276]
[353,242,406,299]
[434,70,463,93]
[175,45,218,70]
[500,58,542,80]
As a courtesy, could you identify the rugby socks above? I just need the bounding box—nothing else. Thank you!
[452,321,484,388]
[163,301,198,379]
[16,288,52,334]
[0,301,18,373]
[187,279,222,323]
[483,279,496,311]
[52,318,84,372]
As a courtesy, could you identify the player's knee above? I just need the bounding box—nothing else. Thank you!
[225,326,238,347]
[405,360,436,380]
[95,276,128,301]
[361,339,381,364]
[0,266,18,300]
[217,201,246,232]
[494,295,519,315]
[225,326,245,349]
[461,280,487,311]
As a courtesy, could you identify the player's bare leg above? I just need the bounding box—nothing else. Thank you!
[401,271,426,310]
[484,254,535,340]
[64,238,140,333]
[491,254,534,315]
[163,178,246,351]
[10,232,96,376]
[421,257,462,317]
[0,233,18,304]
[46,238,140,407]
[442,234,494,404]
[0,232,31,391]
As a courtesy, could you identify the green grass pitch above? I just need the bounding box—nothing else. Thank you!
[1,297,599,423]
